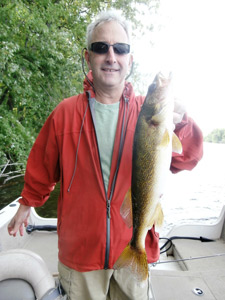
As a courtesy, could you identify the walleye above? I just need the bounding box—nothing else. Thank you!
[113,73,182,283]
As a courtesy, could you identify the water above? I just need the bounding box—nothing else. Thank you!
[160,142,225,236]
[0,143,224,234]
[0,176,25,207]
[0,176,59,218]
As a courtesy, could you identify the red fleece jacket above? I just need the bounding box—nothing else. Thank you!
[20,75,203,271]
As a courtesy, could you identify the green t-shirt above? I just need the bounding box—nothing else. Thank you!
[94,99,120,192]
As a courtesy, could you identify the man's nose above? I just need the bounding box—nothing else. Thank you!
[106,46,117,64]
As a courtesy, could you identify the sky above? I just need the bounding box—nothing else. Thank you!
[133,0,225,136]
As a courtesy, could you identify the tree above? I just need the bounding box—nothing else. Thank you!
[204,129,225,144]
[0,0,159,168]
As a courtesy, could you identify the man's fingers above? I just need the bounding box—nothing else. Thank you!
[173,112,183,125]
[8,222,19,236]
[19,224,24,236]
[8,219,16,236]
[24,216,29,228]
[8,204,31,237]
[8,218,26,236]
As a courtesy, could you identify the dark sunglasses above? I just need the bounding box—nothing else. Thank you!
[90,42,130,55]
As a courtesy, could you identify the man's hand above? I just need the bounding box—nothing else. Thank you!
[173,100,186,128]
[8,204,31,237]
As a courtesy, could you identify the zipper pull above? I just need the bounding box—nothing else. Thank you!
[107,201,111,219]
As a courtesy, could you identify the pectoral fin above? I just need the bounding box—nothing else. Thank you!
[160,129,170,147]
[172,132,183,154]
[120,188,133,228]
[147,202,164,228]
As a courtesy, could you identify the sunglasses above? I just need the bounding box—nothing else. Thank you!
[90,42,130,55]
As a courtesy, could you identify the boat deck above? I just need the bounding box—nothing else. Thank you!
[1,200,225,299]
[172,238,225,271]
[22,231,58,274]
[151,209,225,300]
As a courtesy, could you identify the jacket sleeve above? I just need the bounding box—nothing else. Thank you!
[170,113,203,173]
[19,110,60,207]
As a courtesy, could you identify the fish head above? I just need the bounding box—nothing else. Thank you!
[146,72,173,105]
[143,72,174,129]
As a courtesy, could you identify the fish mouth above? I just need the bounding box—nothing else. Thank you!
[146,73,172,105]
[149,73,172,92]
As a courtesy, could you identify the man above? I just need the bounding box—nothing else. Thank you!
[8,10,203,300]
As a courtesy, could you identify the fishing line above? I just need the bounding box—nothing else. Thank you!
[152,252,225,266]
[125,61,134,80]
[81,48,95,93]
[159,237,173,254]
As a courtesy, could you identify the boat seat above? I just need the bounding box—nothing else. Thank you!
[0,249,61,300]
[0,279,35,300]
[172,238,225,271]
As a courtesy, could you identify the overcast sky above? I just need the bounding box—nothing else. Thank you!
[133,0,225,135]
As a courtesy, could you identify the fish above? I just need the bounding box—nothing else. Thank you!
[113,72,182,283]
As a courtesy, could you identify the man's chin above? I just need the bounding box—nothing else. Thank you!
[102,73,125,85]
[104,80,123,89]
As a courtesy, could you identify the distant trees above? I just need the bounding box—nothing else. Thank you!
[0,0,159,169]
[204,129,225,144]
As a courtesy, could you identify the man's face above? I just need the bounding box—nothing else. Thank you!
[85,21,133,92]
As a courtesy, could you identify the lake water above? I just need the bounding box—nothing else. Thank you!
[1,142,224,236]
[0,172,59,218]
[160,142,225,236]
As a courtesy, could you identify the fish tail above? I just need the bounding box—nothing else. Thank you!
[113,244,148,283]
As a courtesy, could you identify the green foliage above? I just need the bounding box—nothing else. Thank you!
[0,0,85,130]
[0,104,35,168]
[0,0,159,170]
[204,129,225,144]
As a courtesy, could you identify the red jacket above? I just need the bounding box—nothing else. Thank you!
[20,75,203,271]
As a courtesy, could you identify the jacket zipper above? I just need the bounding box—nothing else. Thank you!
[87,91,129,269]
[104,96,129,269]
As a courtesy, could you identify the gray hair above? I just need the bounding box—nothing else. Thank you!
[86,10,131,50]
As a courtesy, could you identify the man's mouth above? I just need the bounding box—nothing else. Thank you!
[102,68,119,72]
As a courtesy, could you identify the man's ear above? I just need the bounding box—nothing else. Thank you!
[84,49,92,70]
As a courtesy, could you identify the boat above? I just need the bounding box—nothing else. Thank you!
[0,197,225,299]
[0,197,61,300]
[151,205,225,300]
